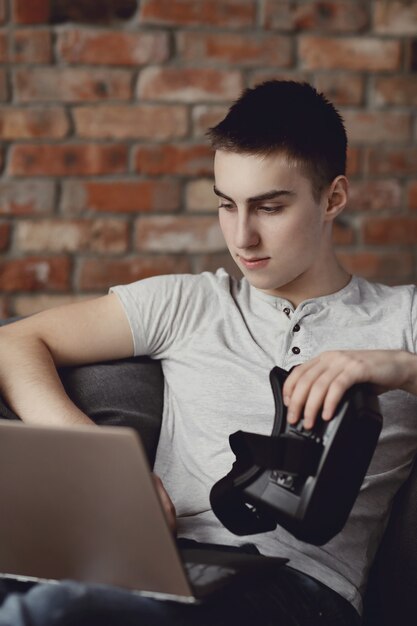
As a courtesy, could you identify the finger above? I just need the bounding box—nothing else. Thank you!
[320,364,366,421]
[153,474,177,533]
[293,368,344,428]
[301,358,362,424]
[287,366,328,424]
[282,361,314,403]
[303,355,368,425]
[302,372,338,428]
[286,352,363,423]
[285,360,332,424]
[283,351,338,401]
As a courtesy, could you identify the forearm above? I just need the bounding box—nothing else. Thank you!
[0,334,93,426]
[283,348,417,426]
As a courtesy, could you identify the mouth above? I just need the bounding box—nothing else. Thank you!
[238,256,270,270]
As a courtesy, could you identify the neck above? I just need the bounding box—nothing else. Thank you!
[260,238,351,308]
[281,262,351,308]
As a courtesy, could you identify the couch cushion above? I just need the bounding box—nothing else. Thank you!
[59,357,163,464]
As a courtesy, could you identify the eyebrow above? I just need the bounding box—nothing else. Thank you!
[213,186,296,204]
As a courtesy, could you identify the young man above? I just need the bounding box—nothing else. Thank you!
[0,80,417,626]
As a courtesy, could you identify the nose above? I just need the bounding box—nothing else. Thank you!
[234,212,260,250]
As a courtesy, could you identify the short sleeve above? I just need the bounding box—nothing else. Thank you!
[109,273,217,358]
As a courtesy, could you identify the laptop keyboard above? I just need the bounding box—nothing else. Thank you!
[184,561,237,588]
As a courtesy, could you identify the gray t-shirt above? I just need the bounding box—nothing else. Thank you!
[111,269,417,613]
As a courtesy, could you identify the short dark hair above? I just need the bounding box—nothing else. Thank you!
[207,80,347,201]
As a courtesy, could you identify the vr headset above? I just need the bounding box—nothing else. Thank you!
[210,366,382,545]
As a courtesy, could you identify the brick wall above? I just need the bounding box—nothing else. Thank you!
[0,0,416,317]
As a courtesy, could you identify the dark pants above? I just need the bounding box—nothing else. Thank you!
[0,563,360,626]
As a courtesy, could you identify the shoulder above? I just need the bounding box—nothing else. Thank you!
[352,276,417,342]
[141,268,237,293]
[110,268,240,304]
[354,275,417,306]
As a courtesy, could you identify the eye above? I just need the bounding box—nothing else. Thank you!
[257,206,284,214]
[218,203,235,211]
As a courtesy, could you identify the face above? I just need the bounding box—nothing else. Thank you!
[214,150,335,301]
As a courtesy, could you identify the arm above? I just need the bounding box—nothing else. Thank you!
[0,293,178,531]
[282,349,417,428]
[0,294,134,426]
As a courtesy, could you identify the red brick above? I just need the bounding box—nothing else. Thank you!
[0,30,6,62]
[367,148,417,176]
[363,217,417,245]
[137,67,243,103]
[0,107,69,139]
[15,219,129,254]
[57,29,170,66]
[299,36,401,71]
[346,147,361,176]
[0,180,56,215]
[373,1,417,35]
[0,296,11,318]
[0,257,71,292]
[48,0,137,23]
[9,144,128,176]
[0,69,8,101]
[139,0,256,28]
[185,179,216,212]
[313,73,364,106]
[74,105,188,140]
[406,39,417,73]
[61,180,181,214]
[248,69,311,89]
[194,251,242,278]
[263,0,369,32]
[11,29,52,63]
[347,180,402,212]
[0,222,10,251]
[373,76,417,106]
[343,111,411,144]
[135,216,225,253]
[134,144,213,176]
[332,220,355,245]
[177,32,292,67]
[13,0,51,24]
[14,67,132,103]
[79,256,192,291]
[407,181,417,210]
[192,105,229,137]
[0,1,6,24]
[337,250,413,282]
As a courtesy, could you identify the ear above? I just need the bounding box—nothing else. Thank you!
[323,176,348,222]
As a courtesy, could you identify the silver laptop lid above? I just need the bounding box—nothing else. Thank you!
[0,419,193,599]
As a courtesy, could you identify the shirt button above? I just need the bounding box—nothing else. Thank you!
[293,324,300,332]
[292,347,300,355]
[283,307,291,317]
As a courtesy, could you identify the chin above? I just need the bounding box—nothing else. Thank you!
[242,268,302,294]
[242,273,283,291]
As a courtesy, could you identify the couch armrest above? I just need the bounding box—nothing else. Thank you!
[363,454,417,626]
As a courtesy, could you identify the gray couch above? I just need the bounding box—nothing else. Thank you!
[0,348,416,625]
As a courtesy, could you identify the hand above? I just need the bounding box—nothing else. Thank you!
[282,349,416,429]
[152,473,177,534]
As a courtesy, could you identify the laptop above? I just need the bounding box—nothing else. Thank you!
[0,419,287,603]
